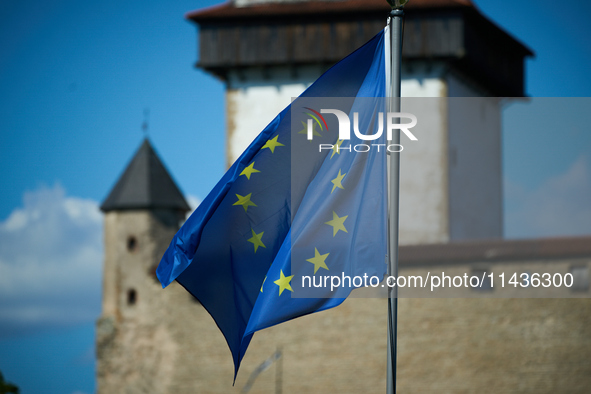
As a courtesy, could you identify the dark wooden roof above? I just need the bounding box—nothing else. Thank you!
[399,236,591,266]
[187,0,533,96]
[187,0,474,21]
[101,139,190,213]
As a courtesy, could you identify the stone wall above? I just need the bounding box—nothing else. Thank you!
[163,296,591,393]
[97,217,591,394]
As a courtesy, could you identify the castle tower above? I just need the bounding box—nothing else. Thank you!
[187,0,532,245]
[96,139,190,393]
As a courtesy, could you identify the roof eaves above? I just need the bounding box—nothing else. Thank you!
[186,0,475,23]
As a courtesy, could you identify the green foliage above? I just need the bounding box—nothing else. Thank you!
[0,371,20,394]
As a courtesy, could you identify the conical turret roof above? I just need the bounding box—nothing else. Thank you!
[101,139,190,212]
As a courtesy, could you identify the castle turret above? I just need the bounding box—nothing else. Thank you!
[97,139,190,393]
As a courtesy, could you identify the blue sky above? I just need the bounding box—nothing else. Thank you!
[0,0,590,393]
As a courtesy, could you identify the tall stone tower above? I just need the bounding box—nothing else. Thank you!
[96,139,190,393]
[187,0,532,245]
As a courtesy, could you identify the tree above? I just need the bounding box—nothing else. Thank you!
[0,371,19,394]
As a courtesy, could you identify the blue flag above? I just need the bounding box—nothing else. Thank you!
[157,29,388,377]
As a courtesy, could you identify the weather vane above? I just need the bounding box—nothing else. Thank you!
[142,107,150,136]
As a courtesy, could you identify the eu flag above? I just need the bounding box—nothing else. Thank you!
[157,29,388,377]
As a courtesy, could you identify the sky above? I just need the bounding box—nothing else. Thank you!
[0,0,590,393]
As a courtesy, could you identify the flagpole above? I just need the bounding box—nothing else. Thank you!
[387,2,405,394]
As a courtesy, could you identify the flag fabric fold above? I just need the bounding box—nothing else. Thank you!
[157,28,389,377]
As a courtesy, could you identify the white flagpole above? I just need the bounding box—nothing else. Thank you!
[386,2,405,393]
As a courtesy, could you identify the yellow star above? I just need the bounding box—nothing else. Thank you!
[233,193,257,212]
[247,229,266,253]
[331,140,344,158]
[240,162,260,180]
[261,135,285,153]
[331,169,346,193]
[298,120,321,139]
[274,270,294,296]
[306,248,329,274]
[325,211,348,236]
[260,276,266,293]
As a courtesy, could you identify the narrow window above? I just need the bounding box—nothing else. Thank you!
[127,236,137,252]
[127,289,137,305]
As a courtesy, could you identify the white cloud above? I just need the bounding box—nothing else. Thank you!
[505,154,591,238]
[0,185,102,337]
